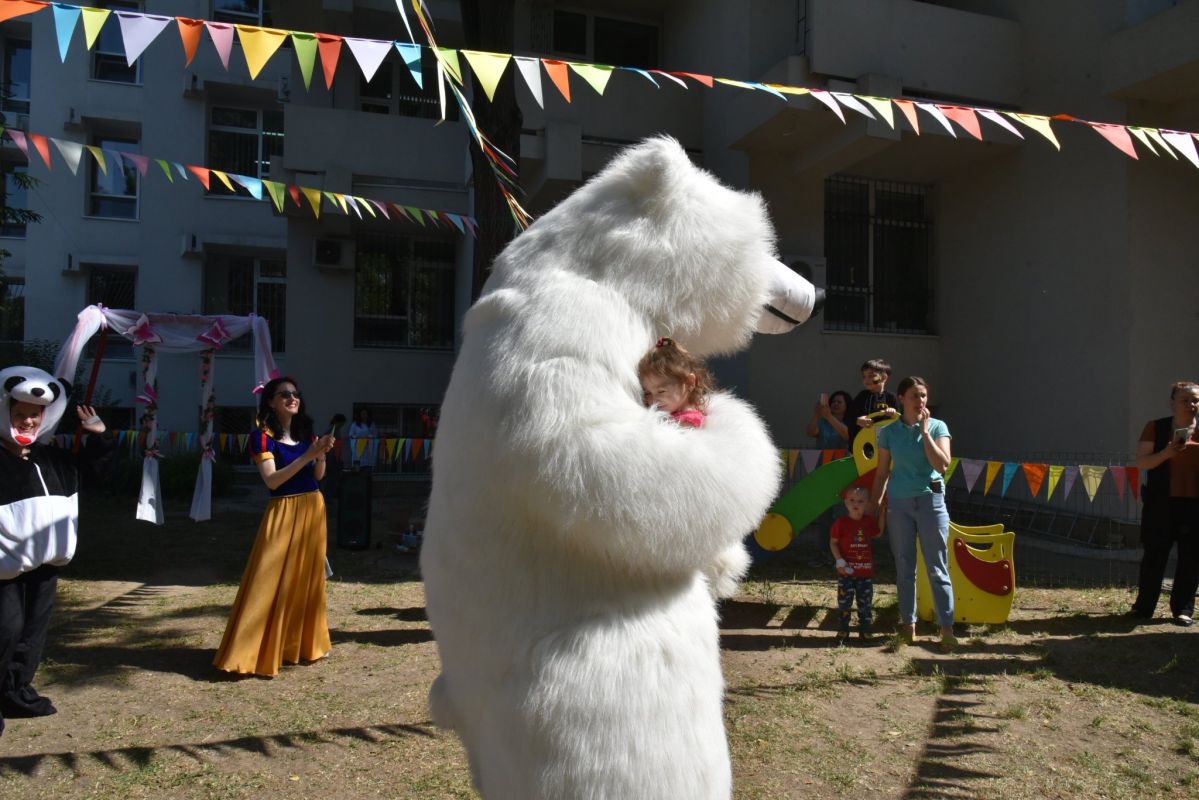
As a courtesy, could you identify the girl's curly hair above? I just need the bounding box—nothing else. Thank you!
[638,338,715,410]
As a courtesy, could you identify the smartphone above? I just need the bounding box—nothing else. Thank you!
[328,422,338,438]
[819,393,828,405]
[1174,427,1190,445]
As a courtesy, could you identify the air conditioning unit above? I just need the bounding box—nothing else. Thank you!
[181,233,204,259]
[783,255,826,288]
[314,238,352,270]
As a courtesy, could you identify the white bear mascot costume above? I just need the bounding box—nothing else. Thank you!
[421,136,822,799]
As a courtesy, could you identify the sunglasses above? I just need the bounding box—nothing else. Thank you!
[274,390,301,400]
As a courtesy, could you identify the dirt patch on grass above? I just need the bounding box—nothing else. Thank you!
[1,498,1197,798]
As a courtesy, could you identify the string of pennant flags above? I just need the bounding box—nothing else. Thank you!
[4,0,1199,232]
[781,448,1141,505]
[0,125,478,234]
[56,430,435,466]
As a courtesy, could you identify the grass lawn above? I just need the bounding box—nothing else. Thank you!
[1,495,1196,799]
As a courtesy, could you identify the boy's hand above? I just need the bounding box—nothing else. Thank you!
[857,415,873,429]
[885,407,899,418]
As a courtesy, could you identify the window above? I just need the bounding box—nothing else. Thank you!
[0,279,23,342]
[208,106,284,190]
[91,2,141,83]
[358,53,459,122]
[86,266,136,356]
[203,252,286,352]
[1,38,30,114]
[354,234,455,349]
[1,162,28,237]
[213,0,271,26]
[89,134,139,219]
[823,176,934,334]
[552,9,659,69]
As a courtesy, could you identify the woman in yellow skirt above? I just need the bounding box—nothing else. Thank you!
[214,376,336,677]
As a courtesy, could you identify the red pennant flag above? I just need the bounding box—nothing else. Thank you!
[0,1,47,24]
[1021,463,1047,498]
[821,449,836,465]
[670,71,714,88]
[1090,123,1138,160]
[411,437,424,459]
[287,184,301,207]
[542,59,571,102]
[894,99,919,134]
[939,105,983,140]
[177,18,203,66]
[317,34,342,91]
[186,165,211,190]
[1126,467,1140,501]
[29,134,52,169]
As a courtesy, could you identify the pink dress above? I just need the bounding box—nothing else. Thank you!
[671,408,706,428]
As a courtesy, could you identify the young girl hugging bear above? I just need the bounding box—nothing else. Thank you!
[639,337,711,428]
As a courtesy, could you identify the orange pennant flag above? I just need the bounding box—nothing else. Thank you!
[787,449,798,478]
[186,165,211,190]
[1090,123,1138,160]
[411,437,424,459]
[1021,463,1047,498]
[29,133,51,169]
[894,99,919,134]
[176,18,203,66]
[670,71,714,88]
[287,184,301,207]
[542,59,571,102]
[0,1,47,25]
[821,449,836,465]
[317,34,342,91]
[939,105,983,140]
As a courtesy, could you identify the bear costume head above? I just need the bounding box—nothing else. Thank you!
[421,136,819,800]
[1,366,71,447]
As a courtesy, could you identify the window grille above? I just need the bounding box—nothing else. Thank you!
[203,253,286,352]
[823,175,934,334]
[354,234,456,350]
[86,266,136,356]
[208,106,285,188]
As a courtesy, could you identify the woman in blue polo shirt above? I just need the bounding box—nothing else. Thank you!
[867,376,956,651]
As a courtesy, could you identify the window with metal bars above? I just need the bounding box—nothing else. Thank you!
[86,265,136,357]
[823,175,934,334]
[202,252,286,352]
[354,233,455,350]
[208,106,285,191]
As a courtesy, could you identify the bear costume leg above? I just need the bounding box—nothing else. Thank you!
[0,564,59,725]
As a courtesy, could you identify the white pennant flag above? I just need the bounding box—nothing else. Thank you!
[51,138,84,175]
[916,102,956,136]
[344,37,393,83]
[115,12,172,67]
[514,56,544,109]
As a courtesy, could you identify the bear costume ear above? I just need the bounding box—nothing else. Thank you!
[3,375,22,394]
[57,378,73,397]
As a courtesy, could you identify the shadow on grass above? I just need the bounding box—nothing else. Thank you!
[330,628,434,647]
[903,679,1003,799]
[355,606,429,622]
[0,720,438,777]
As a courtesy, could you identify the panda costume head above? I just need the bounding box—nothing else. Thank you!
[1,366,72,447]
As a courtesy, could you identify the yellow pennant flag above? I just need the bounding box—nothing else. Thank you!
[235,26,289,80]
[859,96,896,128]
[461,50,511,103]
[301,186,322,217]
[211,169,235,192]
[1126,127,1160,156]
[983,461,1002,495]
[357,196,377,217]
[1006,113,1061,150]
[355,438,367,459]
[765,84,810,96]
[1045,465,1064,499]
[333,193,349,214]
[787,449,799,478]
[86,145,107,175]
[1142,127,1176,159]
[569,62,615,96]
[80,8,110,50]
[1079,465,1107,502]
[944,457,959,483]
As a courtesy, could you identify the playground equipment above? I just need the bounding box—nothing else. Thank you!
[754,411,895,551]
[916,522,1016,624]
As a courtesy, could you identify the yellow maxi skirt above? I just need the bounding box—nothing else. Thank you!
[213,491,331,676]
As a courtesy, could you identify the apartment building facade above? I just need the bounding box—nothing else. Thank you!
[0,0,1195,469]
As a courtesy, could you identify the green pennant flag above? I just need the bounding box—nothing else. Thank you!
[155,158,173,182]
[263,180,285,212]
[405,206,425,225]
[291,33,318,90]
[436,47,464,85]
[569,62,615,95]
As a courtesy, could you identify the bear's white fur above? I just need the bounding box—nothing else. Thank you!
[422,137,811,799]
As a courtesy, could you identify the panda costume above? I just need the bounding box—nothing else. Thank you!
[0,366,111,737]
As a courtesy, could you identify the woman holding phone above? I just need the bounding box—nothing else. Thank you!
[1131,381,1199,626]
[214,376,337,676]
[807,390,852,449]
[868,377,956,650]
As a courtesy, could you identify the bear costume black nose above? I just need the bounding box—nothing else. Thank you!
[30,387,44,397]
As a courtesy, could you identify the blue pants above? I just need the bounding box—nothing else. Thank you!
[888,492,954,627]
[837,575,873,631]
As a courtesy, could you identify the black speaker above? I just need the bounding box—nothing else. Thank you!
[336,470,372,550]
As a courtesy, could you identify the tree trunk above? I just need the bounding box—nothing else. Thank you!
[461,0,522,301]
